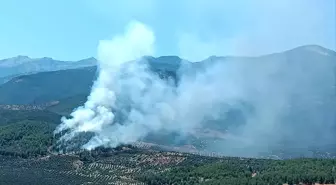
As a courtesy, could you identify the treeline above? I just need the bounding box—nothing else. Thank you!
[137,156,336,185]
[0,110,60,158]
[0,109,61,126]
[0,120,56,158]
[78,144,145,162]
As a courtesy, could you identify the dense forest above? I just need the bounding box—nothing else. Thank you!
[0,109,335,184]
[0,110,60,158]
[138,157,336,185]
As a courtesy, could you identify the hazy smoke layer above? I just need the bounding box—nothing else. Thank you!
[55,21,336,157]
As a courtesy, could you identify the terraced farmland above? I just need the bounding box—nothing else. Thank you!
[0,147,336,185]
[0,150,191,185]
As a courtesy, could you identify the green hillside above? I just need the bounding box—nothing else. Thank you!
[0,108,333,184]
[0,111,334,185]
[0,109,61,126]
[0,109,61,157]
[46,94,88,116]
[0,147,335,185]
[0,67,96,104]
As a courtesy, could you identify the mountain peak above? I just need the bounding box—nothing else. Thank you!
[77,57,96,62]
[2,55,31,61]
[39,57,53,61]
[0,55,32,67]
[76,57,97,66]
[289,45,335,56]
[156,55,181,60]
[15,55,31,60]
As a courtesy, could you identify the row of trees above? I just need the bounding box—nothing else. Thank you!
[137,156,336,185]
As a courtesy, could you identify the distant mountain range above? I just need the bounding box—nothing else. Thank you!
[0,56,97,84]
[0,44,334,106]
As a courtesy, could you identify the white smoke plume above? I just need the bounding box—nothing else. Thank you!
[55,20,156,149]
[55,20,336,157]
[55,20,246,150]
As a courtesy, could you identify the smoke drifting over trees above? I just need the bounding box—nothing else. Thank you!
[55,21,336,157]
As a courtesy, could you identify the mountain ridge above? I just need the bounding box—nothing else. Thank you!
[0,44,335,105]
[1,44,334,66]
[0,56,97,81]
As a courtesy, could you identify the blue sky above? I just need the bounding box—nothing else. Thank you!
[0,0,335,61]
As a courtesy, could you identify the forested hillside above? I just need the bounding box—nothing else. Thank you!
[0,148,335,185]
[0,108,334,184]
[0,67,96,104]
[0,110,61,157]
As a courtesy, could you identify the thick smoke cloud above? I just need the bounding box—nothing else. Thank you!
[55,21,156,149]
[55,20,336,157]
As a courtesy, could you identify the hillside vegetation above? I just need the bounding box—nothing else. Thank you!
[0,108,334,184]
[0,67,95,104]
[0,110,60,157]
[0,148,335,185]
